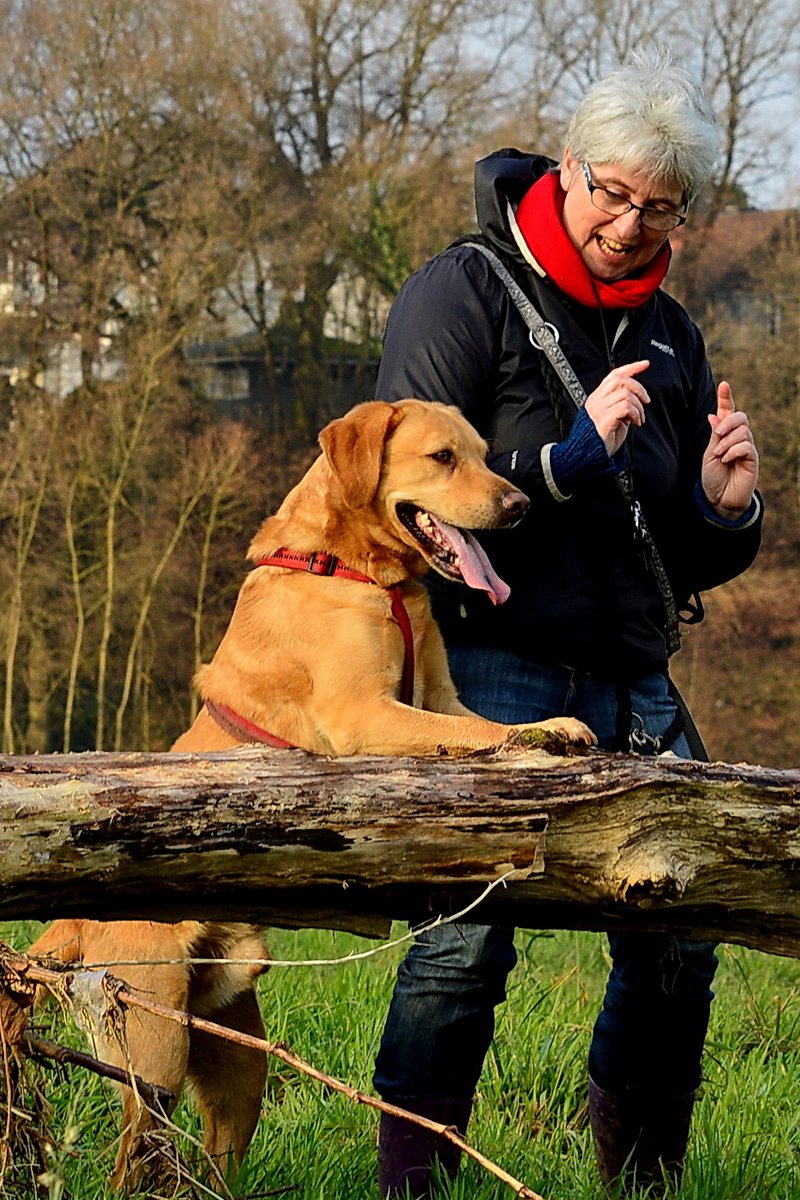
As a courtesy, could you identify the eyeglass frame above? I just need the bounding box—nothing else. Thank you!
[581,162,687,231]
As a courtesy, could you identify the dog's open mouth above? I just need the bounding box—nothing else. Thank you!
[396,503,510,606]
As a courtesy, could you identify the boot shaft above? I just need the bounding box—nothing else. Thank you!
[378,1096,473,1199]
[588,1076,696,1194]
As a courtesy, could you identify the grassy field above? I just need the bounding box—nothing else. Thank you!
[3,921,800,1199]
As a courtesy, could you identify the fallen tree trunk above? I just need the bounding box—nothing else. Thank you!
[1,746,799,956]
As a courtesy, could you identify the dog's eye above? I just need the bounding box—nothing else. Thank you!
[429,448,455,466]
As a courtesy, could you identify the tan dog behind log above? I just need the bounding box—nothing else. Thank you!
[28,917,269,1191]
[30,398,594,1190]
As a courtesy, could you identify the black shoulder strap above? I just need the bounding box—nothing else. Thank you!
[463,240,683,656]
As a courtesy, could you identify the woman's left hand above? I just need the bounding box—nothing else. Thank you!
[701,382,759,519]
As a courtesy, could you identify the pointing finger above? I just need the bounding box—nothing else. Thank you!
[617,359,650,379]
[717,380,735,416]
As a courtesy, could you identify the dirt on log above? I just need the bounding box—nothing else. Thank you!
[1,746,799,956]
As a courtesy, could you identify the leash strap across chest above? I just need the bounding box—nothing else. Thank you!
[204,548,416,747]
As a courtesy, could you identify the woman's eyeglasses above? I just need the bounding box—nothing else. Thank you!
[582,162,687,231]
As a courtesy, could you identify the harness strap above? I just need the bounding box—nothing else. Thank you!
[204,547,416,747]
[204,698,297,748]
[387,585,415,707]
[258,549,415,706]
[256,548,373,585]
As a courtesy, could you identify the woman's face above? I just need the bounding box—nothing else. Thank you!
[559,150,685,282]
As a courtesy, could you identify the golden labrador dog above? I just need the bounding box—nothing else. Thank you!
[27,918,269,1191]
[29,398,594,1189]
[176,398,593,756]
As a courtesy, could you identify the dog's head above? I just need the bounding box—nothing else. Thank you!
[319,398,529,604]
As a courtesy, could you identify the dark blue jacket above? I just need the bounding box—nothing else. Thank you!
[376,149,762,678]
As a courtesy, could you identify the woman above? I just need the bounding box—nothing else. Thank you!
[372,53,762,1197]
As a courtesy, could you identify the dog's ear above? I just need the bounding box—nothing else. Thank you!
[318,401,403,509]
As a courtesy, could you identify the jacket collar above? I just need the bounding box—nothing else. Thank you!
[474,148,556,262]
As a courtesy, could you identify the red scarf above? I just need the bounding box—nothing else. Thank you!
[515,171,670,309]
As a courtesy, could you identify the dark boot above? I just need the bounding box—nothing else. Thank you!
[588,1077,696,1194]
[378,1096,473,1198]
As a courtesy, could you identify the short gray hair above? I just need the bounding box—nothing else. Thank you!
[565,50,718,202]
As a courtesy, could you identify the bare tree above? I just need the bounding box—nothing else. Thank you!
[0,0,267,751]
[0,392,60,752]
[0,0,794,760]
[684,0,799,207]
[216,0,526,430]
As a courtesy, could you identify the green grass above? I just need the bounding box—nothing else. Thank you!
[4,921,800,1199]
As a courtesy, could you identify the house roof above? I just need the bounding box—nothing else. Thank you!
[670,209,792,295]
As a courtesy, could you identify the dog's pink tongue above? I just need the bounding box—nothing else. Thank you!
[437,520,511,606]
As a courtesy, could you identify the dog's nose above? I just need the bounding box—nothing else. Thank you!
[501,489,530,520]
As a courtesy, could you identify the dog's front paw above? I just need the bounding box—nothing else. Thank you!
[506,717,596,755]
[534,717,597,746]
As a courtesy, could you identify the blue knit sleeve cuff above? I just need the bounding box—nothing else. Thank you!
[545,406,613,500]
[693,479,761,529]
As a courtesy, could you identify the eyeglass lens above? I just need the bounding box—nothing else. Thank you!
[583,163,683,230]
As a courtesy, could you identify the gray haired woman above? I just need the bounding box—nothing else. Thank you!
[373,51,761,1197]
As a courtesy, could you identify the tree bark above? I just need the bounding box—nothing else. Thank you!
[1,746,799,957]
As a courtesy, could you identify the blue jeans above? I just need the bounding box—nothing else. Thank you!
[373,647,717,1103]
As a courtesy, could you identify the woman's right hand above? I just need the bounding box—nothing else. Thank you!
[584,360,651,455]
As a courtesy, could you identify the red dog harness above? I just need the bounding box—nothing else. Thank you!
[204,547,416,747]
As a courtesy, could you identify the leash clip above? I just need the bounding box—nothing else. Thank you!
[629,712,663,755]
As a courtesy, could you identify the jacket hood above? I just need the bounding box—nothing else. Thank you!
[474,148,557,260]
